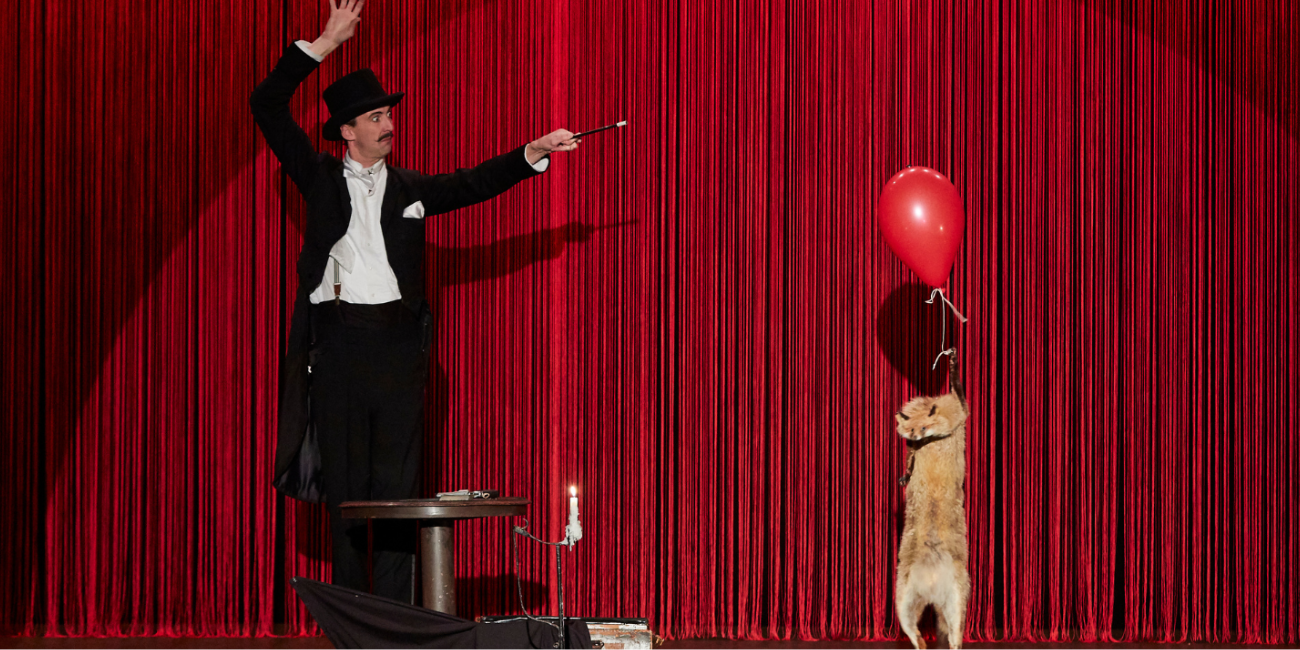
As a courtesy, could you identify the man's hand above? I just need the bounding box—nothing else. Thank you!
[308,0,365,58]
[525,129,579,165]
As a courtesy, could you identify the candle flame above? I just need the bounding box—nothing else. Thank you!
[570,486,577,497]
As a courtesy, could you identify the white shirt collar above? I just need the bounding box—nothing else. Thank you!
[343,151,385,177]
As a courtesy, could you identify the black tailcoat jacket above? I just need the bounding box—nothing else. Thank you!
[250,44,541,501]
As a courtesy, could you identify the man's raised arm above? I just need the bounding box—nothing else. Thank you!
[249,0,365,193]
[303,0,363,59]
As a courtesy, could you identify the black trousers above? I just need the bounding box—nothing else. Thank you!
[310,300,427,602]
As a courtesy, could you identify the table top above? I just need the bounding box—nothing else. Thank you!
[339,497,529,520]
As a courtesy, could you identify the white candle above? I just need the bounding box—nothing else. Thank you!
[566,485,583,544]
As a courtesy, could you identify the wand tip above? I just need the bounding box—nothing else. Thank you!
[617,120,627,127]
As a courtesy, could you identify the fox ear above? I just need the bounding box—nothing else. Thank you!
[895,411,910,421]
[928,404,937,417]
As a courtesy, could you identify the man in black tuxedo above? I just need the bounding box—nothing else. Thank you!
[250,0,578,601]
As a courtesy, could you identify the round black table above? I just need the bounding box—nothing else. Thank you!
[339,497,529,614]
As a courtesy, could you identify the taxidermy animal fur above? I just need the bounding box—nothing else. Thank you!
[894,390,969,649]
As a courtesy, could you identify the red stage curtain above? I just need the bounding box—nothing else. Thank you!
[1,0,1297,642]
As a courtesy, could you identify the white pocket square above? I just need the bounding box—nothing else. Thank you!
[402,201,425,219]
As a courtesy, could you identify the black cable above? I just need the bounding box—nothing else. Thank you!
[508,519,562,634]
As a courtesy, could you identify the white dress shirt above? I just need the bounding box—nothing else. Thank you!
[309,153,403,304]
[296,41,549,304]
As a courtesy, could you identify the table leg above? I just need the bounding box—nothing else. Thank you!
[421,520,456,614]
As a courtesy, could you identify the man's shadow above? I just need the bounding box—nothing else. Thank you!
[422,221,607,475]
[423,223,604,617]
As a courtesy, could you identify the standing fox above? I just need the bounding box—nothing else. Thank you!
[894,383,970,649]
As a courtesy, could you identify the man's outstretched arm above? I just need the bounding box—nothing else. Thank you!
[416,129,582,215]
[250,0,364,193]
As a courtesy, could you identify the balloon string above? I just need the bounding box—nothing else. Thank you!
[926,288,967,370]
[925,288,968,323]
[932,348,955,371]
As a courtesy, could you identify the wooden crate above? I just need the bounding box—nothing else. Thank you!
[583,618,654,649]
[478,616,655,649]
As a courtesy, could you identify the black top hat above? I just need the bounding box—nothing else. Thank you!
[322,69,405,142]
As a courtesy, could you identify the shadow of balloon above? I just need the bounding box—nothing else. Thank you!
[875,282,953,397]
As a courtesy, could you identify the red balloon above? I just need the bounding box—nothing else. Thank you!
[877,166,965,288]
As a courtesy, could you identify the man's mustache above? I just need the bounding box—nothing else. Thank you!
[379,132,393,142]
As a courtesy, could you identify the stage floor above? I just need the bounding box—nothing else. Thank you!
[0,636,1281,649]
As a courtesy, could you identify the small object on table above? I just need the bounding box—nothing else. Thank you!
[435,489,500,501]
